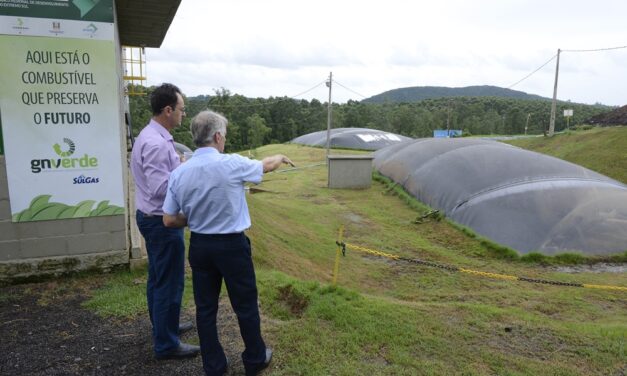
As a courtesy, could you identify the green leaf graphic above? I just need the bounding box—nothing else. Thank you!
[30,203,57,217]
[91,200,110,216]
[59,206,79,219]
[32,203,71,221]
[29,195,52,212]
[112,207,125,215]
[73,200,96,217]
[96,206,125,216]
[14,196,123,222]
[13,209,32,222]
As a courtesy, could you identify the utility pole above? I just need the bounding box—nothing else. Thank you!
[446,101,451,136]
[548,48,561,137]
[525,113,531,135]
[325,72,333,158]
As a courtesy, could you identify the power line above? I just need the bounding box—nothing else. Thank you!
[562,45,627,53]
[209,80,327,108]
[288,80,327,99]
[507,44,627,90]
[333,80,368,99]
[203,43,627,110]
[264,110,327,128]
[507,54,557,89]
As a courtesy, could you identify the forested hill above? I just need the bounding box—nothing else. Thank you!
[128,86,610,153]
[362,85,548,104]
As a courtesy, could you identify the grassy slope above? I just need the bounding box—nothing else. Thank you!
[86,140,626,375]
[245,144,626,375]
[504,126,627,184]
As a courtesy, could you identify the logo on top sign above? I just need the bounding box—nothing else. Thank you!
[12,18,29,32]
[50,21,64,35]
[83,23,98,36]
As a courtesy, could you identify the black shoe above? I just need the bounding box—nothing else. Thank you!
[245,348,273,376]
[178,321,194,335]
[155,342,200,360]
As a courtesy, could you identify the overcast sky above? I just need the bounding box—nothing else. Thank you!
[145,0,626,106]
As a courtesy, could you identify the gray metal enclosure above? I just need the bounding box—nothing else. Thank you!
[373,138,627,255]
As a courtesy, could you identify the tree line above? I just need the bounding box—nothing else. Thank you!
[128,85,611,152]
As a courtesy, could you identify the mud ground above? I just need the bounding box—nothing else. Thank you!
[0,276,265,375]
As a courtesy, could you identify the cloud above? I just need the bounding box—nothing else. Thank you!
[144,0,627,106]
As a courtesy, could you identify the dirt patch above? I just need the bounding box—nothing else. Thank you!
[485,323,569,360]
[343,213,364,224]
[277,285,308,317]
[586,105,627,126]
[0,278,264,375]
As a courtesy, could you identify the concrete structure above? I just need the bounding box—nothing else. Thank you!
[327,155,374,189]
[0,1,181,282]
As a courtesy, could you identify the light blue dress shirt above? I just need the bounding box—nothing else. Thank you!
[163,147,263,234]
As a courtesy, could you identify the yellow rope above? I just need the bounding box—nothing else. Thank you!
[583,284,627,292]
[458,268,518,281]
[339,237,626,292]
[345,243,400,260]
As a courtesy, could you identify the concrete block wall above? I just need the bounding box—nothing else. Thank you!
[0,156,129,282]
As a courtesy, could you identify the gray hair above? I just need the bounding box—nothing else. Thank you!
[190,110,228,147]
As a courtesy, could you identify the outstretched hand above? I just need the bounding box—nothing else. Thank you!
[281,156,295,167]
[262,154,295,173]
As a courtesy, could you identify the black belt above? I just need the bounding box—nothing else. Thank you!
[138,210,162,218]
[191,232,244,239]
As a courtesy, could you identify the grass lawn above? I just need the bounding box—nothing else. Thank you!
[505,125,627,184]
[83,140,626,375]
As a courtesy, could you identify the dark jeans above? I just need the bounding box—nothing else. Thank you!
[135,210,185,355]
[189,232,266,376]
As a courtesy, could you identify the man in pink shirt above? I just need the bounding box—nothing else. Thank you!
[130,83,199,360]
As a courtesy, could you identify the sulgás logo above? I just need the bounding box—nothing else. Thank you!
[73,174,100,184]
[30,138,99,173]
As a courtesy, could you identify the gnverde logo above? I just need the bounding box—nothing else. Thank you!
[54,137,75,157]
[30,138,99,173]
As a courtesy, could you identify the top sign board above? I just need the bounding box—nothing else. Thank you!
[0,0,113,23]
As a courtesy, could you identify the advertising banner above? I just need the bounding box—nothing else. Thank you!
[0,0,113,23]
[0,0,114,40]
[0,0,124,222]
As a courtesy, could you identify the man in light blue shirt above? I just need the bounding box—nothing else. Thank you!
[163,110,294,376]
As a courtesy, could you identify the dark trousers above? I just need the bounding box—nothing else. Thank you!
[136,210,185,355]
[189,232,266,376]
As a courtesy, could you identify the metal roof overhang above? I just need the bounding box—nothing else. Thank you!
[116,0,181,47]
